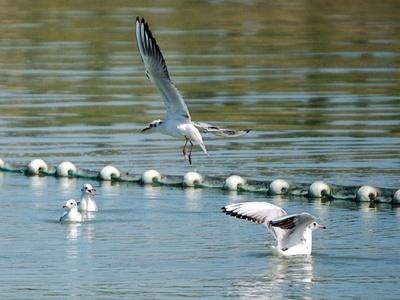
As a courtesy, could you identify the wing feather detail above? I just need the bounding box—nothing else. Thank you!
[135,17,190,121]
[222,202,287,241]
[270,213,316,230]
[193,121,251,137]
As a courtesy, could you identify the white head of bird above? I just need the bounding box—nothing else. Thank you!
[63,199,78,210]
[142,119,163,132]
[81,183,95,198]
[309,220,326,230]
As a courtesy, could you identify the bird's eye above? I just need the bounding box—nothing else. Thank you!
[85,187,88,190]
[313,222,317,226]
[150,124,153,128]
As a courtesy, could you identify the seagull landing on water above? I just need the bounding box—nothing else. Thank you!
[135,17,251,164]
[222,202,326,256]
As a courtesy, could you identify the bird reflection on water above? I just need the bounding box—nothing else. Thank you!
[229,256,314,299]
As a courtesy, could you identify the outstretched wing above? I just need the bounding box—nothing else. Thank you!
[222,202,286,241]
[135,17,191,121]
[193,121,251,137]
[270,213,316,248]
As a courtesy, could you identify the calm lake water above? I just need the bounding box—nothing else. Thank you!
[0,0,400,299]
[0,173,399,299]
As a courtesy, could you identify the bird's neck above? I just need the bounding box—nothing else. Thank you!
[69,207,79,214]
[82,194,92,201]
[304,227,313,252]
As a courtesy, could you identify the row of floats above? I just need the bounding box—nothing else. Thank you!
[1,158,399,204]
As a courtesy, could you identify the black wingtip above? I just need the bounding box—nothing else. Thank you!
[134,15,171,81]
[136,16,147,28]
[245,129,251,133]
[136,16,143,26]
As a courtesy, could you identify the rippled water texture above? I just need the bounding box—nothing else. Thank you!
[0,0,399,299]
[1,174,400,299]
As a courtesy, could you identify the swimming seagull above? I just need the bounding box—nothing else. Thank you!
[60,199,83,223]
[222,202,326,256]
[135,17,251,164]
[77,183,98,212]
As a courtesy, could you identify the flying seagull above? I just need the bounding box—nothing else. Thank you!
[135,17,250,164]
[222,202,326,256]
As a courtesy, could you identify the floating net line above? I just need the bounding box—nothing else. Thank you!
[0,158,399,204]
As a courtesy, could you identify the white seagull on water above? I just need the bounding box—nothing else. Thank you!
[135,17,250,164]
[77,183,97,212]
[222,202,326,256]
[60,199,83,223]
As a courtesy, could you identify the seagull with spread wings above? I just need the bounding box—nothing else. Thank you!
[135,17,250,164]
[222,202,326,256]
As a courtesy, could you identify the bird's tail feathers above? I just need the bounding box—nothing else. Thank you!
[193,121,251,138]
[190,126,209,156]
[199,142,209,156]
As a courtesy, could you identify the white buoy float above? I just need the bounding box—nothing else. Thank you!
[224,175,246,191]
[99,165,121,181]
[0,158,4,168]
[141,169,161,184]
[269,179,290,195]
[183,171,203,187]
[308,181,331,198]
[56,161,77,177]
[26,159,48,175]
[356,185,380,202]
[393,190,400,204]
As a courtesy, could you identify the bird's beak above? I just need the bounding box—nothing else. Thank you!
[62,205,66,208]
[318,224,326,229]
[141,126,150,132]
